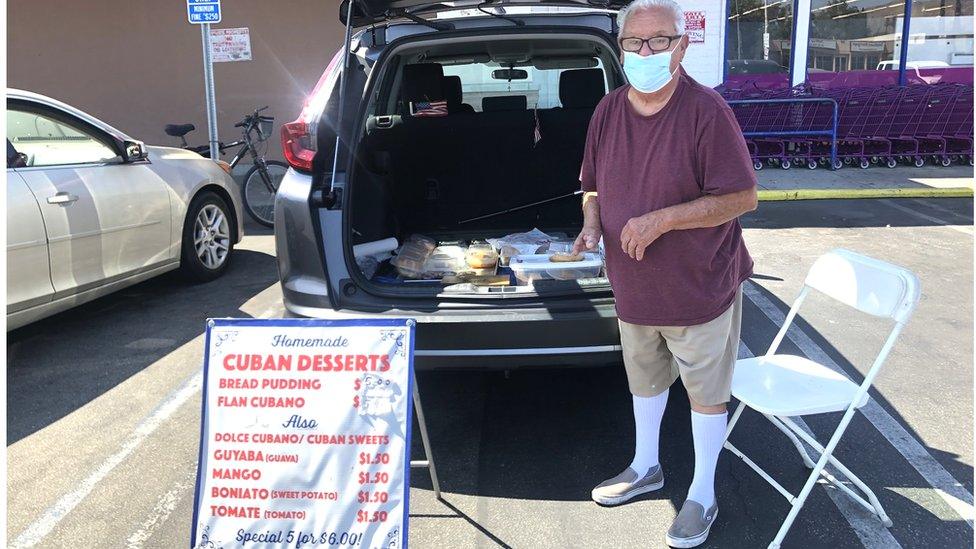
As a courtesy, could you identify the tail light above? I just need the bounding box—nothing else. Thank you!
[281,121,314,172]
[281,49,344,173]
[215,160,232,174]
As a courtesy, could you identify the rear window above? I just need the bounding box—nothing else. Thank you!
[443,60,607,111]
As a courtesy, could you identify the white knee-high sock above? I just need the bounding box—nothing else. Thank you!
[687,410,728,508]
[630,389,669,474]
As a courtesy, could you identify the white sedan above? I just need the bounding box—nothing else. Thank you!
[6,89,245,330]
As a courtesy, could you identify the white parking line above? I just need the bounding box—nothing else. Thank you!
[879,199,973,234]
[125,473,195,548]
[737,343,903,549]
[9,371,203,549]
[743,282,975,528]
[10,295,281,549]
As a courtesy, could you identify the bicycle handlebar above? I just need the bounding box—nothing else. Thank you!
[235,108,274,128]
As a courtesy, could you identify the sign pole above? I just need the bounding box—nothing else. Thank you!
[200,23,219,160]
[410,371,443,500]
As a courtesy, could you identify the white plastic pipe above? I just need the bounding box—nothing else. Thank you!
[353,237,399,258]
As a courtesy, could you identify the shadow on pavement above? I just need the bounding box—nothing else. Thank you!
[406,280,973,548]
[6,248,278,444]
[743,197,973,230]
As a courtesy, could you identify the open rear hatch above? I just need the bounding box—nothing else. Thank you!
[343,28,621,299]
[339,0,629,27]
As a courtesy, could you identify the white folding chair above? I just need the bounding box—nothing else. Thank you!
[723,249,920,549]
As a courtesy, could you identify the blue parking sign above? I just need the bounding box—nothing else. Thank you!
[187,0,221,24]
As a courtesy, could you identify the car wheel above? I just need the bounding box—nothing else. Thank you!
[180,191,234,282]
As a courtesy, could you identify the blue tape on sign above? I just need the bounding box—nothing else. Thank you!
[187,0,221,24]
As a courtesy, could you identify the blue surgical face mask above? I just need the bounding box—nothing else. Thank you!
[623,50,677,94]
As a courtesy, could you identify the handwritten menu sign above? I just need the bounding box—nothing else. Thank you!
[191,318,415,549]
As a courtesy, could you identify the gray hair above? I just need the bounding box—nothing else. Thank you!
[617,0,685,35]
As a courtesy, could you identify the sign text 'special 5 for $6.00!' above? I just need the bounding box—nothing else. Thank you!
[191,318,416,549]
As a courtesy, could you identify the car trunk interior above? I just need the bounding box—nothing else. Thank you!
[345,35,620,297]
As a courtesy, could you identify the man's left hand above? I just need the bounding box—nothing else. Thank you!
[620,211,670,261]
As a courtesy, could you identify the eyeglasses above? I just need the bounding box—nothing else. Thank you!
[619,35,683,53]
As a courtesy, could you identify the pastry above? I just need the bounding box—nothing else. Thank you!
[549,253,584,263]
[466,252,498,269]
[466,246,498,269]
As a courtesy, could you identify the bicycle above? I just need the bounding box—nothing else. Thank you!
[165,106,286,227]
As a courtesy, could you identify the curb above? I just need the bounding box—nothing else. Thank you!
[758,187,974,201]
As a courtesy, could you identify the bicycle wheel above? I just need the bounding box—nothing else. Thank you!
[242,160,287,228]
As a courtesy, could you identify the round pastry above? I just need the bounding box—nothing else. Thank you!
[466,249,498,269]
[549,253,584,263]
[467,256,497,269]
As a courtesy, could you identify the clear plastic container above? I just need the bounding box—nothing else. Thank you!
[424,245,467,275]
[544,239,576,254]
[488,228,552,266]
[391,235,436,278]
[509,253,604,284]
[465,241,499,270]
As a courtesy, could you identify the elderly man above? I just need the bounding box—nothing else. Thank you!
[572,0,758,546]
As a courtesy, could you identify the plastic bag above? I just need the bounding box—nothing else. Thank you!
[391,234,436,278]
[356,256,381,279]
[487,228,553,264]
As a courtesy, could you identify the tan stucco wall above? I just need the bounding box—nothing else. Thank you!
[7,0,347,162]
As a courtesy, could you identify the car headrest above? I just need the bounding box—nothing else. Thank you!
[482,95,527,112]
[559,68,606,109]
[402,63,444,102]
[442,75,463,106]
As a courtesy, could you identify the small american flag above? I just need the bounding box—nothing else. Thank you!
[411,100,448,117]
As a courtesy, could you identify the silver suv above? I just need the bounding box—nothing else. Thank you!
[275,1,627,368]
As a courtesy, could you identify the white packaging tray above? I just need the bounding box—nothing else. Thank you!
[424,245,467,275]
[508,253,603,284]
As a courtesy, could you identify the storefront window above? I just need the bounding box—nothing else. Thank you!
[726,0,793,75]
[808,0,904,73]
[905,0,974,68]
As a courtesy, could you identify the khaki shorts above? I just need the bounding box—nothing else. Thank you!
[618,286,743,406]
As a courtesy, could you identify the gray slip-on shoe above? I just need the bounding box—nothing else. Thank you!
[591,465,664,506]
[666,499,719,548]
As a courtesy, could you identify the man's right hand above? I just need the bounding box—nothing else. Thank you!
[572,226,602,255]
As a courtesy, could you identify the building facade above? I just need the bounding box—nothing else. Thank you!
[7,1,972,162]
[8,1,347,161]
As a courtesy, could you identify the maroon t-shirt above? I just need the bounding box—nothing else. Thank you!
[580,68,756,326]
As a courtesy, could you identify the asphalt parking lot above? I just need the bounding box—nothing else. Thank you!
[6,197,973,549]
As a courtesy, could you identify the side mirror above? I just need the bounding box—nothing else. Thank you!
[491,68,528,80]
[123,140,149,163]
